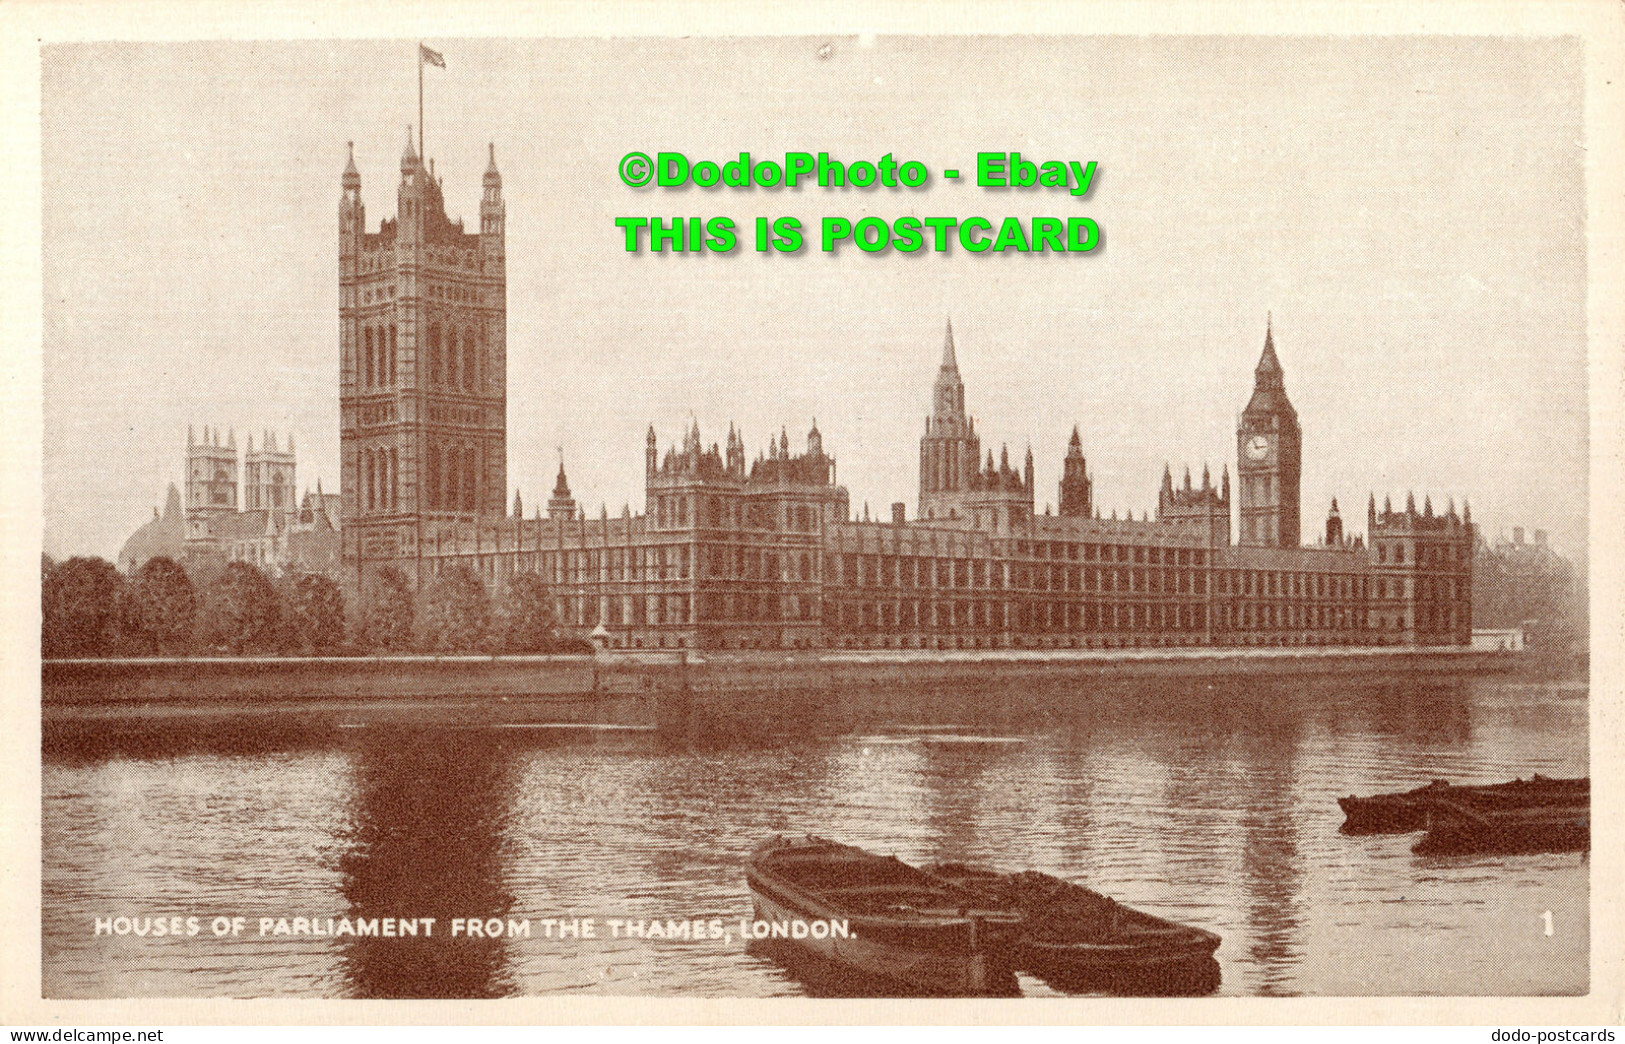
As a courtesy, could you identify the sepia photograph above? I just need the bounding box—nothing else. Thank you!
[9,5,1621,1023]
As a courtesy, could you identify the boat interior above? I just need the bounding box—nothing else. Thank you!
[759,845,1006,918]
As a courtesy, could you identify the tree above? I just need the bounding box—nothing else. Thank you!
[42,556,124,657]
[288,572,346,654]
[418,563,491,653]
[360,566,415,653]
[112,581,149,655]
[204,561,279,654]
[131,556,197,655]
[496,570,558,652]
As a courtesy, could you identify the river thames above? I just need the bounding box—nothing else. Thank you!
[41,674,1587,998]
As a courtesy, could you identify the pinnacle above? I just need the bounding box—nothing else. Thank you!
[1257,319,1282,375]
[401,126,420,173]
[343,141,361,187]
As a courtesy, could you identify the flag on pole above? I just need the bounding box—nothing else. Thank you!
[420,43,445,68]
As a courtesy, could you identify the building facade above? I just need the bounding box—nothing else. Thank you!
[339,134,508,577]
[119,427,342,578]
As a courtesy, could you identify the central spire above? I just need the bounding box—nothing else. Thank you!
[932,316,967,422]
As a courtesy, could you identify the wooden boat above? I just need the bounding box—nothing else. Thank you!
[1413,797,1590,855]
[1338,775,1588,834]
[930,864,1221,990]
[744,836,1023,996]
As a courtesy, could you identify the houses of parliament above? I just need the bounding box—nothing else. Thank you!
[325,132,1475,651]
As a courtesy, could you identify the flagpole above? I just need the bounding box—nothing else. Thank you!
[418,44,424,159]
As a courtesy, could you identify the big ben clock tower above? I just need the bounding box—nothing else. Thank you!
[1236,319,1302,547]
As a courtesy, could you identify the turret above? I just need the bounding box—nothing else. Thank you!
[1325,497,1343,546]
[807,418,823,459]
[397,126,424,243]
[340,141,364,251]
[1158,459,1230,546]
[726,423,745,476]
[646,425,658,479]
[481,142,505,242]
[1058,425,1092,518]
[548,457,577,520]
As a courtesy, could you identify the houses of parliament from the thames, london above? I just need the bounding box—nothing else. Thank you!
[333,132,1474,653]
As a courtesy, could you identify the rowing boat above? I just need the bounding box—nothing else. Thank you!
[1338,775,1588,834]
[1413,797,1590,855]
[930,864,1221,992]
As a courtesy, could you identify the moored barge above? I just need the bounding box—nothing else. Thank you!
[1338,775,1588,835]
[931,864,1221,992]
[744,836,1022,996]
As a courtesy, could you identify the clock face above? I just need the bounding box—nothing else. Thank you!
[1246,434,1270,461]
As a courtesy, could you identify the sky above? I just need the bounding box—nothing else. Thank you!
[41,35,1587,562]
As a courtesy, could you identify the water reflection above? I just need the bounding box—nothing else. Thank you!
[337,727,525,998]
[1238,734,1305,996]
[41,675,1588,997]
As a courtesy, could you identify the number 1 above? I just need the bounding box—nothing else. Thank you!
[1541,910,1554,936]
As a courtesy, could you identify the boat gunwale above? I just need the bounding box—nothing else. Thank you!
[928,864,1221,958]
[746,842,1021,934]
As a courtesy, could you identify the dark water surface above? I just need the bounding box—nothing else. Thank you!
[42,675,1588,998]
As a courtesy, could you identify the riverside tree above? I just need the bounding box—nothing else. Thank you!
[497,570,558,652]
[131,556,197,654]
[42,555,124,657]
[288,572,346,654]
[360,566,415,652]
[418,563,491,653]
[205,561,280,654]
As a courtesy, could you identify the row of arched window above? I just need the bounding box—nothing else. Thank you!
[356,321,484,394]
[426,442,480,513]
[426,322,482,393]
[363,446,398,514]
[361,324,397,389]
